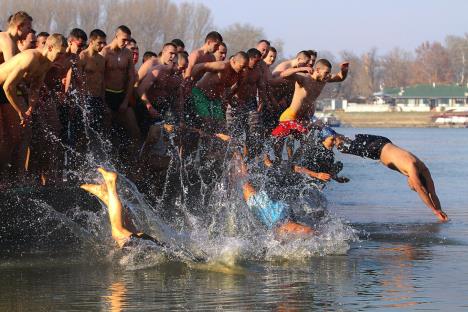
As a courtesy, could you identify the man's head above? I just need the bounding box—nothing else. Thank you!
[115,25,131,49]
[175,52,189,74]
[204,31,223,53]
[36,31,49,49]
[44,33,67,62]
[171,38,185,52]
[160,42,177,65]
[247,48,262,69]
[319,127,337,150]
[214,42,227,61]
[314,59,332,81]
[256,39,270,59]
[89,29,107,53]
[8,11,33,40]
[127,38,139,64]
[142,51,157,63]
[230,51,248,73]
[307,50,318,67]
[68,28,87,54]
[296,50,312,67]
[264,46,277,66]
[19,29,36,51]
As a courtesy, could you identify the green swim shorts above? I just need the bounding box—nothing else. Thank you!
[191,87,224,120]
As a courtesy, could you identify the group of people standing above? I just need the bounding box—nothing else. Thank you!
[0,10,447,243]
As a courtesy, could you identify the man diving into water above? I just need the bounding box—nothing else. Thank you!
[335,133,448,221]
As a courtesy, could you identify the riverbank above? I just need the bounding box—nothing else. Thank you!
[333,112,435,128]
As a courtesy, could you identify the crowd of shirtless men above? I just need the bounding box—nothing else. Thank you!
[0,11,448,223]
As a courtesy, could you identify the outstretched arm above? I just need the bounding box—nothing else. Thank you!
[328,62,349,82]
[293,165,331,182]
[408,174,448,221]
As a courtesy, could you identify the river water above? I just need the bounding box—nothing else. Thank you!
[1,128,467,311]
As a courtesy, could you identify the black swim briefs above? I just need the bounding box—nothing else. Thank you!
[339,134,392,160]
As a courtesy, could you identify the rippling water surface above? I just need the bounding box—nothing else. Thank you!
[1,128,467,311]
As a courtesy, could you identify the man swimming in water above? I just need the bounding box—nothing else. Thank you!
[237,154,315,236]
[335,133,448,221]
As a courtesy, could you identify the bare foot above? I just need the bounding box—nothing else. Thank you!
[263,155,273,168]
[215,133,230,142]
[80,183,109,205]
[97,167,118,183]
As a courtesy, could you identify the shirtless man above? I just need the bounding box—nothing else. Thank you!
[18,29,37,51]
[214,42,227,61]
[171,38,185,52]
[271,59,348,138]
[191,51,248,131]
[142,51,157,63]
[0,11,32,181]
[77,29,107,136]
[272,50,312,78]
[227,48,267,159]
[36,32,49,49]
[184,31,223,81]
[101,25,141,162]
[127,38,139,65]
[264,46,277,67]
[335,133,448,221]
[0,34,67,183]
[136,42,178,136]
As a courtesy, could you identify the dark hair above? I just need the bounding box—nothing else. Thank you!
[181,51,189,57]
[218,42,227,49]
[69,28,87,41]
[247,48,262,59]
[268,46,277,53]
[171,38,185,49]
[89,29,106,41]
[308,49,318,57]
[37,31,50,38]
[316,58,332,69]
[257,39,270,46]
[162,42,177,51]
[205,31,223,43]
[143,51,157,62]
[177,52,188,63]
[30,29,36,35]
[297,50,312,58]
[117,25,131,35]
[129,38,137,44]
[233,51,248,61]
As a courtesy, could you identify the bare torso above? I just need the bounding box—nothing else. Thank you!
[196,63,240,99]
[0,32,20,64]
[280,74,326,121]
[102,45,132,91]
[234,65,262,105]
[79,50,105,97]
[379,143,421,177]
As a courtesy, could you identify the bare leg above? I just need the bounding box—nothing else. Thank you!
[81,168,133,247]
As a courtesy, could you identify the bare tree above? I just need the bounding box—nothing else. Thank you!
[222,23,265,55]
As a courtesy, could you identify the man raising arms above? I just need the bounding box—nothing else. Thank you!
[184,31,222,81]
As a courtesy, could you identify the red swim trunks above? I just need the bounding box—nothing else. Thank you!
[271,120,308,138]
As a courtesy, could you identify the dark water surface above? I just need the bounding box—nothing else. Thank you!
[1,128,467,311]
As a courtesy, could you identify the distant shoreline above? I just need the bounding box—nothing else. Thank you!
[331,111,467,128]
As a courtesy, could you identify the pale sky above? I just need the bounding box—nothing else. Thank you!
[173,0,468,57]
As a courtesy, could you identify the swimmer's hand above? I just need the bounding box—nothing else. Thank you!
[163,123,174,133]
[215,133,231,141]
[316,172,331,182]
[435,209,449,222]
